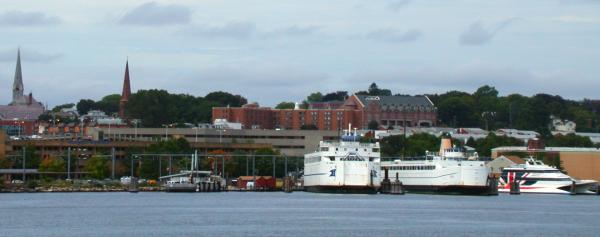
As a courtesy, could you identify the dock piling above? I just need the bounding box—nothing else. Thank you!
[283,176,294,193]
[509,180,520,195]
[487,175,499,196]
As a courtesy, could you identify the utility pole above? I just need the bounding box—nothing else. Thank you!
[284,156,288,177]
[252,153,256,190]
[111,147,116,179]
[22,146,26,182]
[67,147,71,179]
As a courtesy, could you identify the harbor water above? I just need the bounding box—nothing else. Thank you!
[1,192,599,237]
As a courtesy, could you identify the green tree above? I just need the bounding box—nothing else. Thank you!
[380,133,439,157]
[437,96,477,127]
[368,120,380,130]
[322,91,348,101]
[275,102,295,109]
[356,83,392,96]
[140,138,193,179]
[126,90,179,127]
[39,156,66,180]
[51,103,75,112]
[76,99,97,115]
[205,91,247,107]
[380,135,405,157]
[253,148,280,176]
[546,134,594,147]
[0,155,11,169]
[404,133,439,156]
[84,156,109,179]
[96,94,121,115]
[306,92,323,102]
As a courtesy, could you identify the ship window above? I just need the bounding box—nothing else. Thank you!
[336,148,338,151]
[372,148,380,152]
[369,157,374,162]
[329,156,335,161]
[321,147,329,152]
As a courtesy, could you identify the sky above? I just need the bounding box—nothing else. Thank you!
[0,0,599,108]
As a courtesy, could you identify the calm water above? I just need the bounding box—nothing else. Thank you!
[1,192,599,237]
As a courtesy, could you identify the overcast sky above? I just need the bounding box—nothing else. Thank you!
[0,0,599,107]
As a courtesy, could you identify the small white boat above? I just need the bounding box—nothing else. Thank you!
[499,157,598,194]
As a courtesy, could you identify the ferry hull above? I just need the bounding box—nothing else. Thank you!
[305,185,378,194]
[498,180,599,195]
[402,185,492,195]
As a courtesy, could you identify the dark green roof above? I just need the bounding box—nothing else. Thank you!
[354,94,434,109]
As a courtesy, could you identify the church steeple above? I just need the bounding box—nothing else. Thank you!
[119,60,132,118]
[13,48,24,102]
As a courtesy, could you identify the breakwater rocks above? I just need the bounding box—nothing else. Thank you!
[1,184,162,193]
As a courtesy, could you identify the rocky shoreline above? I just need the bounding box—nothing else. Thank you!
[1,185,163,193]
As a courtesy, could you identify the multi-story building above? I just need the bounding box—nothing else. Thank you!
[212,94,437,130]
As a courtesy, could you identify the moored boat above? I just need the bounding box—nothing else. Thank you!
[499,157,598,194]
[303,128,381,194]
[381,138,493,195]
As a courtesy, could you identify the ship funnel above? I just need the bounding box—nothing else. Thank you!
[439,138,452,156]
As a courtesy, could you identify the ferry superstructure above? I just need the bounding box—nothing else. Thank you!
[380,138,492,194]
[499,157,598,194]
[303,131,381,193]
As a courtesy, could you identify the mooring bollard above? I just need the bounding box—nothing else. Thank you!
[510,180,520,195]
[570,181,576,195]
[283,176,294,193]
[380,168,391,194]
[388,173,405,195]
[487,176,499,196]
[129,177,139,193]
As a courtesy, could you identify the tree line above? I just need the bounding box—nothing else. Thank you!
[43,83,600,135]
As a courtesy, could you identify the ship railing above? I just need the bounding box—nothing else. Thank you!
[321,141,379,148]
[380,156,432,163]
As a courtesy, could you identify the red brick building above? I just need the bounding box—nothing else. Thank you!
[212,94,437,130]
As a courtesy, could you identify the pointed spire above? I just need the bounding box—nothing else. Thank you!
[119,59,132,118]
[12,48,24,102]
[121,60,131,100]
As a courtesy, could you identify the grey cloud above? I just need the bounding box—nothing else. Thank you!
[0,11,61,26]
[179,21,257,39]
[387,0,411,11]
[366,28,422,43]
[262,25,320,38]
[0,49,63,63]
[119,2,191,26]
[459,18,519,46]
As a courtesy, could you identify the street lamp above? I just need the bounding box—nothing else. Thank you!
[107,118,113,141]
[132,119,140,140]
[218,129,226,143]
[162,123,174,141]
[192,127,199,143]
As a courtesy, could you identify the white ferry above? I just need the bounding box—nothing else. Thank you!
[380,138,492,195]
[303,129,381,194]
[499,157,598,194]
